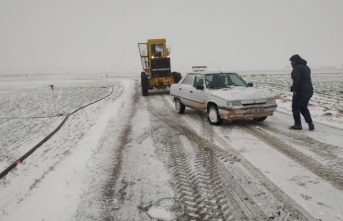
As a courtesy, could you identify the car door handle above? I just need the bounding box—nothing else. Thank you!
[190,91,193,93]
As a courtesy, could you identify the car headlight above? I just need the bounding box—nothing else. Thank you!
[267,98,276,104]
[227,100,241,107]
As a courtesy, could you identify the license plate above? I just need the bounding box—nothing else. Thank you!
[247,109,262,114]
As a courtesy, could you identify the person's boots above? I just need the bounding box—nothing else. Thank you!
[289,125,302,130]
[309,123,315,131]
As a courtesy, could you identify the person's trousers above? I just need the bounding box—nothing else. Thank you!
[292,91,313,126]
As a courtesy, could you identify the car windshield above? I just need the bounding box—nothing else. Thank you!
[204,73,247,89]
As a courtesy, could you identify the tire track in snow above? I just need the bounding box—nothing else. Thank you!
[165,94,313,220]
[73,80,139,221]
[146,96,231,220]
[99,82,139,221]
[258,124,343,168]
[145,94,312,220]
[241,124,343,191]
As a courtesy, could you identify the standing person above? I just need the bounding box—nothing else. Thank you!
[289,54,315,130]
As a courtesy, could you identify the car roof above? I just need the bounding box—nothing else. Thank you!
[186,71,238,75]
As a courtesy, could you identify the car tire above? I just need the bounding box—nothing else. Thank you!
[208,104,223,125]
[175,98,185,114]
[141,72,149,96]
[253,117,267,121]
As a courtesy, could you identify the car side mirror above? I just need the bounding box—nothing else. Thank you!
[196,85,204,90]
[248,83,253,87]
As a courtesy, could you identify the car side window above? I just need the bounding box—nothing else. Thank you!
[193,75,204,88]
[182,74,195,85]
[204,75,212,88]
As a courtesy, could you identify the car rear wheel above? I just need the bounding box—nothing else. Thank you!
[175,98,185,114]
[253,117,267,121]
[208,104,223,125]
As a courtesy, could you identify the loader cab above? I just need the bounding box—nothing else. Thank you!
[141,39,171,78]
[147,39,169,59]
[138,39,170,75]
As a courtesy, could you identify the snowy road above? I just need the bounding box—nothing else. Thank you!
[0,74,343,221]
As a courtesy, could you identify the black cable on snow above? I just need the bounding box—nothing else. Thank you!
[0,116,58,120]
[0,86,114,179]
[0,115,69,179]
[70,85,114,115]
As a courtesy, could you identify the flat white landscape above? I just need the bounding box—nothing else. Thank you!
[0,72,342,221]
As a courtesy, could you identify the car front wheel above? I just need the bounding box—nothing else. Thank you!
[175,98,185,114]
[208,104,223,125]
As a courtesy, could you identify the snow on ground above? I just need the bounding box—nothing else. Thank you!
[0,72,343,221]
[212,112,343,220]
[0,73,135,220]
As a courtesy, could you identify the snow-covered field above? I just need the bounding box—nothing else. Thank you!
[0,72,342,221]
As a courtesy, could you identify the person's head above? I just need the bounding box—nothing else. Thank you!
[289,54,302,67]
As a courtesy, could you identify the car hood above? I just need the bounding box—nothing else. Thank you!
[208,87,273,101]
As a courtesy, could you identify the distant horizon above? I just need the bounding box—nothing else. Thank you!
[1,66,343,76]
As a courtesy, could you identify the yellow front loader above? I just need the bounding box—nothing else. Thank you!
[138,39,181,96]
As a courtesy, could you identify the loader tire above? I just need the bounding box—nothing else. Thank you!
[172,72,182,83]
[141,72,149,96]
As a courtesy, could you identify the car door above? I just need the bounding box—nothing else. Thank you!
[175,74,195,107]
[190,74,206,111]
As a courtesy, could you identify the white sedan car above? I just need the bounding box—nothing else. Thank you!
[170,72,277,125]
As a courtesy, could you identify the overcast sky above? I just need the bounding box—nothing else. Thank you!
[0,0,342,74]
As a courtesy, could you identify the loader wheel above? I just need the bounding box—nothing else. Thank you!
[175,98,185,114]
[141,72,149,96]
[208,104,223,125]
[172,72,182,83]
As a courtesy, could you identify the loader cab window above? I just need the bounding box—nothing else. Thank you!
[153,44,163,57]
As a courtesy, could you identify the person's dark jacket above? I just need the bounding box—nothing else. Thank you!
[291,58,313,93]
